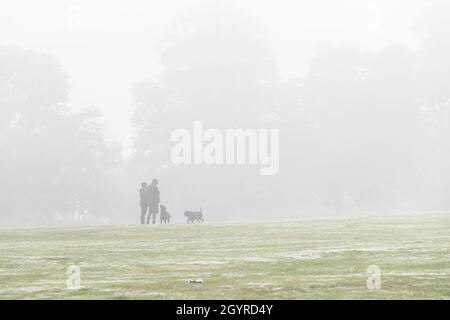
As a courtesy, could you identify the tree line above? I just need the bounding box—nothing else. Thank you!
[1,4,449,226]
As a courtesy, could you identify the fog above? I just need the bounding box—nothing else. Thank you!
[1,0,449,227]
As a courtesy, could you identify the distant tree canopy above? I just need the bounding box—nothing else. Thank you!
[416,3,450,209]
[131,4,450,218]
[1,3,450,226]
[0,47,122,226]
[133,7,279,162]
[131,6,287,217]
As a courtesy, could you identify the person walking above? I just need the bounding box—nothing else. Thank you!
[146,179,160,224]
[139,182,149,224]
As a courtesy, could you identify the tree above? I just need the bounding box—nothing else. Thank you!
[0,47,123,227]
[416,4,450,210]
[131,5,288,218]
[302,44,420,214]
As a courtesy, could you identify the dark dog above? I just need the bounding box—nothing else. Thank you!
[184,207,204,223]
[160,204,171,224]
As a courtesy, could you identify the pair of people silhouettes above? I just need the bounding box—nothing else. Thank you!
[139,179,160,224]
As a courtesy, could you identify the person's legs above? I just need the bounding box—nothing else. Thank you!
[146,211,151,224]
[152,213,156,224]
[140,206,147,225]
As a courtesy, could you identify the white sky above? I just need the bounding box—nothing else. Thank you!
[0,0,435,155]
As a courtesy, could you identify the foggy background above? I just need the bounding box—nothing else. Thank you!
[1,0,449,227]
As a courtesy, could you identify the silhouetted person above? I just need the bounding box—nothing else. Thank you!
[146,179,160,224]
[139,182,149,224]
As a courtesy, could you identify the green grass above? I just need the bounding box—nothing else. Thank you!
[0,214,449,299]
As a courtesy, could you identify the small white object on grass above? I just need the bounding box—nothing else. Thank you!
[188,278,204,284]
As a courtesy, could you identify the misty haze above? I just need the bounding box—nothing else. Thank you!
[0,0,449,301]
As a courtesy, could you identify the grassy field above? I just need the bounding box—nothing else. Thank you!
[0,214,449,299]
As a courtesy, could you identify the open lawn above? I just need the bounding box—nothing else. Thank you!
[0,214,449,299]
